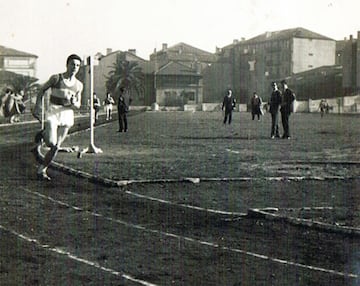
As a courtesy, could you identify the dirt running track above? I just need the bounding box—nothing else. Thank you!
[0,120,359,286]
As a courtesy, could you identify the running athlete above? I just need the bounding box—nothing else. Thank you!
[32,54,83,181]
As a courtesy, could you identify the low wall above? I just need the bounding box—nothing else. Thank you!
[134,94,360,114]
[298,94,360,114]
[202,103,221,111]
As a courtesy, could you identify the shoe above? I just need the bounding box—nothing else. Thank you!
[271,135,275,139]
[118,129,123,132]
[34,130,44,144]
[37,172,51,181]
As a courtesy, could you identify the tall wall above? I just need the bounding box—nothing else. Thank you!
[292,38,335,74]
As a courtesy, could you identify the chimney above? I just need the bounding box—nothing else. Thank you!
[233,39,239,45]
[128,49,136,55]
[162,43,168,51]
[106,48,112,55]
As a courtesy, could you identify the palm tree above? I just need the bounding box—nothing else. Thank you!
[106,53,144,97]
[9,74,39,101]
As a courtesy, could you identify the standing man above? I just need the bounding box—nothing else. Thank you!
[93,92,101,123]
[222,89,236,125]
[250,91,263,121]
[280,80,296,139]
[269,82,282,138]
[32,54,83,181]
[117,87,128,132]
[104,92,115,120]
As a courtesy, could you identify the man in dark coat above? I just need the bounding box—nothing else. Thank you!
[250,92,263,121]
[269,82,282,138]
[280,80,296,139]
[117,87,128,132]
[222,89,236,124]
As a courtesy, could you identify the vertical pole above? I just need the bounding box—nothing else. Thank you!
[89,56,95,145]
[79,55,102,155]
[41,95,45,130]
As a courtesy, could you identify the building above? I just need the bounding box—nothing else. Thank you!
[150,43,217,107]
[83,43,217,109]
[154,61,202,106]
[82,49,155,109]
[340,31,360,95]
[287,31,360,100]
[217,27,336,103]
[0,45,38,78]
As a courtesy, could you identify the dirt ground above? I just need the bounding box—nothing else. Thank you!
[0,111,359,285]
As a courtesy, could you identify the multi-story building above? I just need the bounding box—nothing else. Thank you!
[0,45,38,78]
[340,31,360,95]
[83,43,217,108]
[150,43,217,106]
[216,27,336,103]
[81,48,155,108]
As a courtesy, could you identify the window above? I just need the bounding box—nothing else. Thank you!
[308,53,314,56]
[7,58,29,67]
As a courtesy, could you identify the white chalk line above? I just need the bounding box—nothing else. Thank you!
[123,189,247,216]
[43,161,248,217]
[0,223,157,286]
[18,187,358,279]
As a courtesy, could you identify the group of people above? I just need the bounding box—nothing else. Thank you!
[31,53,297,181]
[269,80,296,139]
[0,87,26,123]
[221,79,296,139]
[31,53,130,181]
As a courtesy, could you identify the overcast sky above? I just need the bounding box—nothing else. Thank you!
[0,0,359,82]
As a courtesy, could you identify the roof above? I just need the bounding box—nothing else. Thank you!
[0,45,38,58]
[156,61,201,76]
[246,27,334,43]
[152,42,217,62]
[222,27,335,50]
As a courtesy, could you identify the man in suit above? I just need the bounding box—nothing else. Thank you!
[280,80,296,139]
[269,82,282,138]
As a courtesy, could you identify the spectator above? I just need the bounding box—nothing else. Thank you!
[104,92,115,120]
[93,92,101,123]
[117,87,128,132]
[280,80,296,139]
[222,89,236,124]
[250,92,263,121]
[269,82,282,138]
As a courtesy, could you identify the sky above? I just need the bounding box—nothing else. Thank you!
[0,0,359,83]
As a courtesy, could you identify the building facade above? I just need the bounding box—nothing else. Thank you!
[150,43,217,106]
[82,43,217,109]
[0,45,38,78]
[216,27,336,103]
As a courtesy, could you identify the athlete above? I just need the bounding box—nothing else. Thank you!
[32,54,83,181]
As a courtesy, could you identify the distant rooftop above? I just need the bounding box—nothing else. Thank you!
[246,27,334,43]
[0,45,38,58]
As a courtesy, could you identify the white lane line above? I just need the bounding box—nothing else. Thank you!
[0,223,158,286]
[20,187,358,280]
[124,190,247,216]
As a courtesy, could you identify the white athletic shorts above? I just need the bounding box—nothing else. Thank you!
[46,104,74,127]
